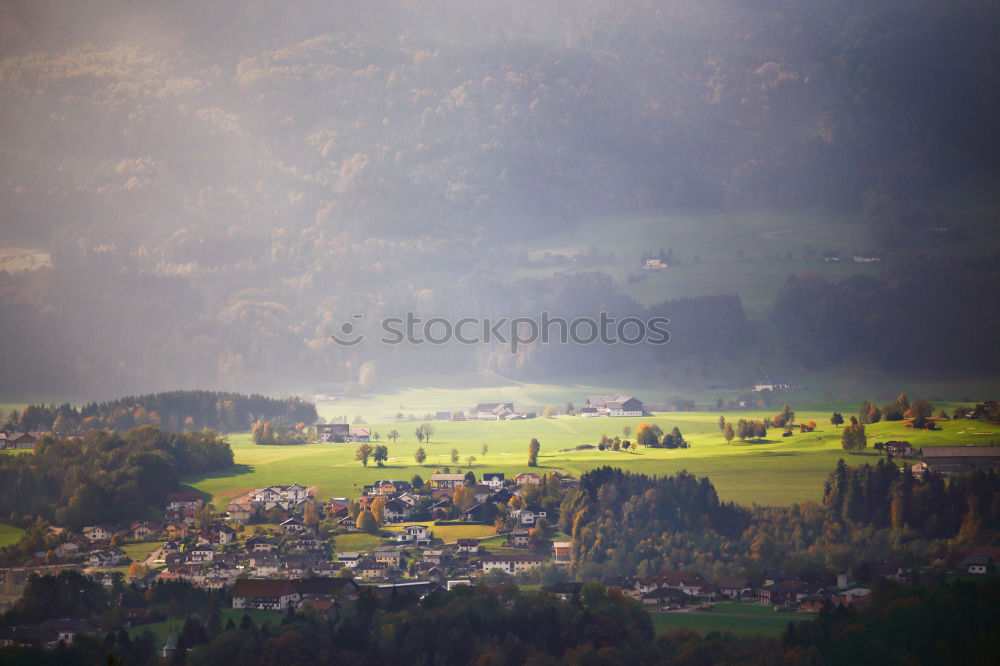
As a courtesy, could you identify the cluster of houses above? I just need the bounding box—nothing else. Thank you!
[601,570,873,612]
[39,469,579,602]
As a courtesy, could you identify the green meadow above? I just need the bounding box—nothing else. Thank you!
[183,407,1000,509]
[127,609,277,643]
[0,522,25,547]
[650,602,805,638]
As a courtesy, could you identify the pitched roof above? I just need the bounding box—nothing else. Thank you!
[229,579,298,597]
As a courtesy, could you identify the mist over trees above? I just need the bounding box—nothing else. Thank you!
[0,0,998,395]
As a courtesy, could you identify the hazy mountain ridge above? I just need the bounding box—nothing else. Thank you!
[1,0,997,396]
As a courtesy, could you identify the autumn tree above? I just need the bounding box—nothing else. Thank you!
[370,497,386,525]
[542,405,557,418]
[635,423,662,447]
[414,447,427,465]
[781,403,795,426]
[841,422,867,454]
[451,448,460,464]
[303,500,320,529]
[528,438,541,467]
[356,443,373,467]
[356,509,378,532]
[723,422,735,444]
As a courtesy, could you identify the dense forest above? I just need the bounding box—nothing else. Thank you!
[773,254,1000,371]
[0,426,233,530]
[2,575,998,665]
[563,465,1000,583]
[1,0,998,395]
[5,391,317,433]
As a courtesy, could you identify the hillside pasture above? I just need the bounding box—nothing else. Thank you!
[184,409,1000,508]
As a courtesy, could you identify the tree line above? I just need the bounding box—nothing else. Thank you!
[5,573,998,665]
[562,462,1000,585]
[5,391,317,435]
[0,426,233,531]
[773,255,1000,372]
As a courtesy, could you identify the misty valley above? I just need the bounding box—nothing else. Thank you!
[1,1,999,664]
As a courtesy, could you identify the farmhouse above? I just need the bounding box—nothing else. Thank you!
[513,472,541,486]
[883,441,914,457]
[384,499,412,523]
[250,483,310,509]
[480,554,546,575]
[230,579,301,610]
[455,539,481,554]
[350,427,371,443]
[317,423,350,443]
[396,524,432,545]
[82,525,114,542]
[39,619,98,643]
[0,431,38,450]
[165,492,202,512]
[130,522,161,540]
[373,546,402,567]
[584,395,644,417]
[921,446,1000,475]
[474,403,515,420]
[753,377,791,392]
[716,576,752,600]
[513,505,547,526]
[429,472,466,489]
[226,503,253,523]
[552,541,572,562]
[510,528,531,548]
[482,473,505,491]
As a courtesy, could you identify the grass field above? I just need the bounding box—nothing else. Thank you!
[183,407,1000,509]
[0,523,25,547]
[650,603,805,638]
[127,609,278,643]
[120,541,162,562]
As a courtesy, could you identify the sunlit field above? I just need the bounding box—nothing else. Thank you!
[183,407,1000,508]
[0,523,25,547]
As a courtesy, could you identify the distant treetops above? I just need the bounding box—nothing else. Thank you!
[6,390,317,434]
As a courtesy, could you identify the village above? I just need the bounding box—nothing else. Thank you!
[1,392,999,652]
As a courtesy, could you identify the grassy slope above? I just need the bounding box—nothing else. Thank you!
[184,409,1000,508]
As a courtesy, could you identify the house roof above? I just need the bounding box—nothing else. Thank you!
[429,473,467,481]
[480,554,546,563]
[716,576,751,589]
[230,579,298,598]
